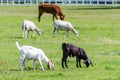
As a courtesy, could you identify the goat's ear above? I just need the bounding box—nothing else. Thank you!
[62,43,66,45]
[50,60,54,64]
[90,60,93,66]
[62,43,66,47]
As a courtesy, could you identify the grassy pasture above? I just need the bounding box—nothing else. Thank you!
[0,6,120,80]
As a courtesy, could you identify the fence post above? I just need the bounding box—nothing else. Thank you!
[97,0,99,5]
[12,0,14,6]
[112,0,114,6]
[83,0,84,4]
[36,0,38,5]
[1,0,120,6]
[76,0,78,5]
[1,0,3,6]
[7,0,8,6]
[24,0,26,5]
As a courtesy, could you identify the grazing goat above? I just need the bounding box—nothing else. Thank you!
[15,42,54,71]
[38,4,65,22]
[22,19,41,38]
[62,43,93,68]
[53,20,78,37]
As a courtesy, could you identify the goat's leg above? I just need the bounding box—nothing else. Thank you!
[76,60,81,68]
[53,28,56,37]
[23,59,28,70]
[64,30,68,38]
[20,58,28,71]
[33,59,36,70]
[38,59,44,71]
[76,56,81,68]
[62,57,68,68]
[76,59,79,68]
[20,59,23,71]
[32,30,36,37]
[57,29,60,36]
[22,30,25,38]
[62,58,65,68]
[62,58,68,68]
[79,60,82,67]
[79,59,82,68]
[65,60,68,68]
[62,53,69,68]
[76,59,82,68]
[25,30,28,38]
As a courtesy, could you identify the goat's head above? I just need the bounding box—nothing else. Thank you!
[74,31,78,37]
[47,60,54,69]
[35,29,41,36]
[72,27,78,37]
[62,43,70,52]
[84,59,93,68]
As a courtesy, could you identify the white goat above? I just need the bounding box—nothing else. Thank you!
[22,19,41,38]
[15,42,54,71]
[53,20,78,37]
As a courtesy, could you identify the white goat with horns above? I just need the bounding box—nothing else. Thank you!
[53,20,78,37]
[22,19,41,38]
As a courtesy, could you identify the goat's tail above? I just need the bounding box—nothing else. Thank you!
[15,41,21,51]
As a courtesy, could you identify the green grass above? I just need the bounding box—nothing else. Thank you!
[0,6,120,80]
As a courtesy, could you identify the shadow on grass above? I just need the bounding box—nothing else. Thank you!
[10,69,20,71]
[10,36,23,39]
[10,36,39,40]
[67,6,120,10]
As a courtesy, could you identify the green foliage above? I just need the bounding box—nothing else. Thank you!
[0,6,120,80]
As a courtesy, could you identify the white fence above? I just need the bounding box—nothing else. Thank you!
[0,0,120,6]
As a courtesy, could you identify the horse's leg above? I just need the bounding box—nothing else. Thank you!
[53,15,58,22]
[38,11,43,22]
[55,15,58,20]
[53,15,55,22]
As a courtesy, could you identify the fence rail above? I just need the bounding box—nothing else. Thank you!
[0,0,120,6]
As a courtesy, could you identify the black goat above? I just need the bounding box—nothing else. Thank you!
[62,43,93,68]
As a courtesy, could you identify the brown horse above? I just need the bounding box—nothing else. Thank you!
[38,4,65,22]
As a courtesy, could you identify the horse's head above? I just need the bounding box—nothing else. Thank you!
[60,15,65,20]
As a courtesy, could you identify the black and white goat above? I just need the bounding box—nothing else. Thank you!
[22,19,41,38]
[62,43,93,68]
